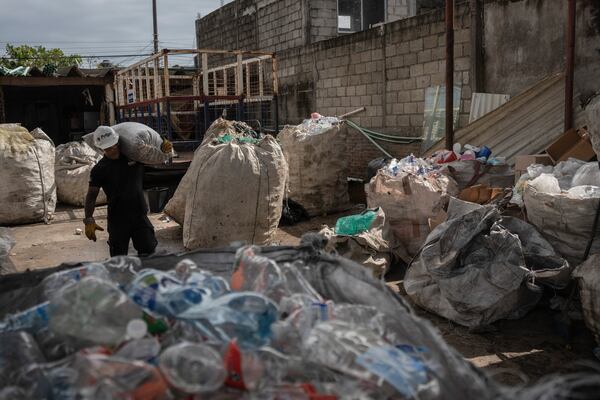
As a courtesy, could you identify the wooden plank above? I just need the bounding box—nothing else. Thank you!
[245,64,250,96]
[258,61,264,96]
[201,53,209,96]
[145,63,151,100]
[163,54,170,97]
[137,66,144,102]
[272,57,278,95]
[236,54,243,96]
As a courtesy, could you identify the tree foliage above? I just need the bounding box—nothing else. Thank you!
[0,44,82,69]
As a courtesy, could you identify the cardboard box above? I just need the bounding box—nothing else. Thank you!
[514,154,553,182]
[515,154,553,172]
[545,128,595,163]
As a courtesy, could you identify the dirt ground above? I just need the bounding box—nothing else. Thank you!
[2,206,598,386]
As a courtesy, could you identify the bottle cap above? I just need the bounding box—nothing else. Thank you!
[126,318,148,340]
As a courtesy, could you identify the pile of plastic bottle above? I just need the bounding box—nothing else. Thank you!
[385,154,436,177]
[0,246,437,399]
[300,113,341,136]
[430,143,505,166]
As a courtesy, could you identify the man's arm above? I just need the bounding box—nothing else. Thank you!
[84,186,100,220]
[83,186,104,241]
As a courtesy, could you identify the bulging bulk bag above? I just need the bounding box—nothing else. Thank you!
[164,118,261,225]
[366,169,458,263]
[84,122,169,165]
[55,141,107,206]
[182,135,288,249]
[278,118,349,216]
[0,125,56,224]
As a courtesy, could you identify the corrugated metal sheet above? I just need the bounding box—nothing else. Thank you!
[468,92,510,123]
[427,73,586,165]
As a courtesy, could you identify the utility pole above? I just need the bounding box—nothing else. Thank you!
[152,0,159,54]
[564,0,576,132]
[445,0,454,150]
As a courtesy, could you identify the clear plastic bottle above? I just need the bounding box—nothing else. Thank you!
[48,276,143,346]
[159,341,226,393]
[127,268,229,318]
[0,301,49,334]
[179,292,278,350]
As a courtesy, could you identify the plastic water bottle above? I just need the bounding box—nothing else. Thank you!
[127,268,229,318]
[159,342,226,393]
[0,301,49,334]
[48,276,143,346]
[115,337,161,362]
[179,292,279,350]
[41,263,110,300]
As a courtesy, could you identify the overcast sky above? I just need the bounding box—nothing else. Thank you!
[0,0,233,67]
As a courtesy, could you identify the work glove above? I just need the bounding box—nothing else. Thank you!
[161,139,173,154]
[83,218,104,242]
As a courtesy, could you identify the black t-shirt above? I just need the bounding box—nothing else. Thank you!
[89,155,147,218]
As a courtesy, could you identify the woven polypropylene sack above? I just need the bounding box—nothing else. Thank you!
[182,135,288,249]
[366,170,458,263]
[55,141,107,206]
[279,122,349,216]
[0,125,56,224]
[83,122,168,165]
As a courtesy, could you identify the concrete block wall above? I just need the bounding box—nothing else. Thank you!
[387,0,416,23]
[300,5,472,177]
[258,0,305,51]
[310,0,338,43]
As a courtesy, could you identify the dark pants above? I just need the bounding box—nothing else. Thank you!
[107,214,157,257]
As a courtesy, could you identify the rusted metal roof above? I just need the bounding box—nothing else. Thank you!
[427,73,586,165]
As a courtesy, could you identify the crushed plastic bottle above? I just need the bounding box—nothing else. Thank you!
[0,301,49,334]
[334,210,377,236]
[127,268,230,317]
[115,337,161,362]
[41,263,110,300]
[571,162,600,187]
[179,292,279,350]
[159,341,226,393]
[48,276,143,345]
[567,185,600,199]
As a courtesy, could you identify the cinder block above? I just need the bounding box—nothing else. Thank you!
[346,86,356,96]
[397,90,411,103]
[423,61,439,75]
[416,75,431,89]
[337,87,346,97]
[392,103,404,114]
[455,57,470,72]
[356,85,367,96]
[404,102,417,114]
[409,64,424,77]
[418,49,432,64]
[409,38,423,52]
[397,115,410,127]
[411,89,424,102]
[424,35,439,49]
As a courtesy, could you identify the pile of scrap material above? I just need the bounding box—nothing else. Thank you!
[279,113,349,217]
[54,141,107,206]
[366,155,458,264]
[0,124,56,225]
[164,119,288,249]
[404,198,571,329]
[0,244,598,398]
[319,207,399,278]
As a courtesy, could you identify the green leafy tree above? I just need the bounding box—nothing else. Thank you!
[0,44,82,69]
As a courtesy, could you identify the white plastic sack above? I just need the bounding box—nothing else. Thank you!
[84,122,168,165]
[571,162,600,187]
[524,183,600,266]
[55,142,107,206]
[0,125,56,224]
[366,170,458,264]
[179,136,288,249]
[279,120,349,216]
[573,254,600,344]
[405,205,571,328]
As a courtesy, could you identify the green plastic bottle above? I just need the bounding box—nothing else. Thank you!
[335,210,377,236]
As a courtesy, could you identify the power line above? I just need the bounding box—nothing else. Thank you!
[0,53,153,60]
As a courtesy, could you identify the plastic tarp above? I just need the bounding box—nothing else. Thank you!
[572,254,600,344]
[83,122,168,165]
[404,201,571,328]
[0,125,56,225]
[55,141,107,206]
[278,120,349,217]
[319,208,398,278]
[366,170,458,264]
